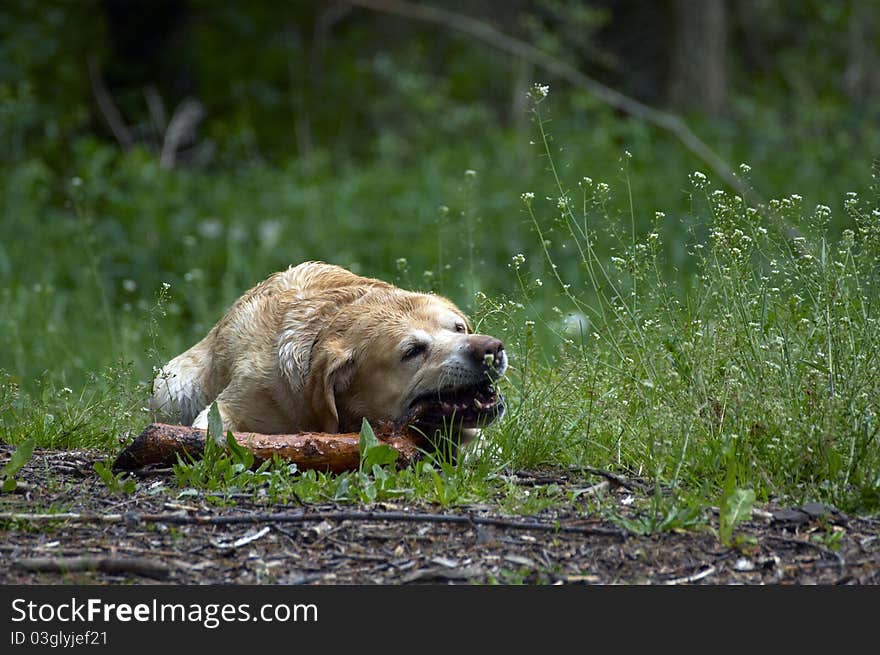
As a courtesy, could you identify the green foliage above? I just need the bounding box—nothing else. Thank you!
[0,0,100,164]
[207,402,226,451]
[0,366,143,450]
[93,459,136,495]
[2,2,880,529]
[172,402,295,499]
[718,436,755,545]
[1,437,34,492]
[810,525,845,551]
[614,498,704,537]
[172,433,290,500]
[358,418,399,472]
[720,488,756,546]
[500,90,880,515]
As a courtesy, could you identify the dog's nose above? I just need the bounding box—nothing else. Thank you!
[469,335,505,367]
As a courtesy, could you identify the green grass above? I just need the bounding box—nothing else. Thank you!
[2,88,879,526]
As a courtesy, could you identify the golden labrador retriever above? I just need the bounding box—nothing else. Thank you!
[150,262,507,446]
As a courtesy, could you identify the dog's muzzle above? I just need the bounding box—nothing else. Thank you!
[406,334,507,431]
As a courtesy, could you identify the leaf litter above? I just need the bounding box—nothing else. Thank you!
[1,446,878,585]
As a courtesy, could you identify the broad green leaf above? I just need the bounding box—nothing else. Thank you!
[724,487,756,525]
[2,438,35,478]
[333,477,350,500]
[359,418,398,471]
[721,487,755,543]
[359,418,378,461]
[364,444,398,470]
[225,430,253,468]
[207,402,223,444]
[93,461,114,486]
[2,477,16,493]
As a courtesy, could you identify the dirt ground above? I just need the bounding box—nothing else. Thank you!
[1,446,878,585]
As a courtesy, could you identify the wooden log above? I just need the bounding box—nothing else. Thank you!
[112,423,426,474]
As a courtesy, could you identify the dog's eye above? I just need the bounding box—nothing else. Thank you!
[402,342,428,361]
[454,322,466,333]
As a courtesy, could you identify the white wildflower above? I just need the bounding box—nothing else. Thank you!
[690,171,708,188]
[530,83,549,99]
[198,219,224,239]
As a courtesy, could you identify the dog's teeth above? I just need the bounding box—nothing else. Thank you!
[474,398,484,409]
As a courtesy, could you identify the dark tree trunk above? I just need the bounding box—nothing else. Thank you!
[844,2,880,101]
[668,0,728,114]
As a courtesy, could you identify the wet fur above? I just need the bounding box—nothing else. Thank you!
[150,262,506,439]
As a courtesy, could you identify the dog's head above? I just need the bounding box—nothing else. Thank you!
[305,289,507,439]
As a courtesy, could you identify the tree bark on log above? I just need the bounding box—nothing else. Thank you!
[112,423,426,474]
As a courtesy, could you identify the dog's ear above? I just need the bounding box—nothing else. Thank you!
[306,341,355,433]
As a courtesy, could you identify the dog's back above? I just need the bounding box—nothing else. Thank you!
[149,261,389,426]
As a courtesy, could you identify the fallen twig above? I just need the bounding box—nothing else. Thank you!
[0,509,627,538]
[766,534,846,570]
[213,525,272,550]
[12,556,170,580]
[571,466,650,492]
[661,565,716,585]
[126,466,176,478]
[511,466,646,493]
[573,481,611,497]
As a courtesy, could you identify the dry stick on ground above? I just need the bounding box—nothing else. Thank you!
[347,0,804,245]
[0,510,627,538]
[766,534,846,570]
[12,556,170,580]
[571,466,650,492]
[661,565,717,585]
[509,471,611,496]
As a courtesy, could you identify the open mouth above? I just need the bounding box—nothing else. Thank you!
[406,381,505,430]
